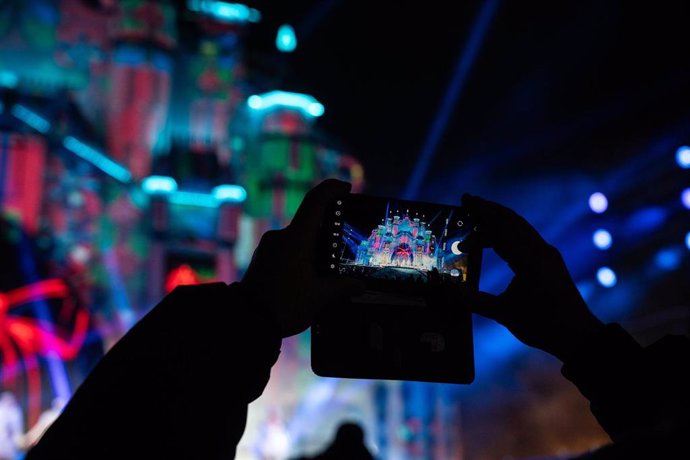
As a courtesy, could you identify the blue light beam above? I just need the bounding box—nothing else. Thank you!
[403,0,501,199]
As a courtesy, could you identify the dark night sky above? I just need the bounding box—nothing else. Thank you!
[244,0,690,199]
[239,1,690,324]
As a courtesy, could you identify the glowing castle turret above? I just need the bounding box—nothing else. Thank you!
[355,211,438,270]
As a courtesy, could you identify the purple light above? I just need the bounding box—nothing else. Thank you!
[589,192,608,213]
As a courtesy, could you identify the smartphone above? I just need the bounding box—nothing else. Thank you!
[311,192,481,384]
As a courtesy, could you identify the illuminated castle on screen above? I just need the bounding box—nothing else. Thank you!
[354,212,439,271]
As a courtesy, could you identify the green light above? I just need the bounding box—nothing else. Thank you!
[246,90,325,118]
[63,136,133,183]
[276,24,297,53]
[142,176,178,194]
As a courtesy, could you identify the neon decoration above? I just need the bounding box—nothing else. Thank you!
[164,264,201,293]
[247,91,325,118]
[0,279,89,425]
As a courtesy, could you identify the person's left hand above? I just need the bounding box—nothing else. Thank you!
[240,179,364,338]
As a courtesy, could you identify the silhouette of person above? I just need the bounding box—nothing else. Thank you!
[21,181,688,460]
[291,422,375,460]
[24,179,362,460]
[458,194,689,459]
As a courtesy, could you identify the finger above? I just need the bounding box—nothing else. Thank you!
[289,179,351,240]
[461,194,553,275]
[465,290,505,322]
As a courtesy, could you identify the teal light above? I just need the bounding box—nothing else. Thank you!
[63,136,133,183]
[0,71,18,88]
[276,24,297,52]
[142,176,178,194]
[11,105,51,133]
[187,0,261,23]
[169,191,218,208]
[246,90,325,118]
[212,184,247,203]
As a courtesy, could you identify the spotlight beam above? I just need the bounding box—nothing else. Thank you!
[403,0,501,199]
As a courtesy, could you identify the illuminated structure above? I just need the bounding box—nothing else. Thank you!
[0,1,363,447]
[354,212,438,270]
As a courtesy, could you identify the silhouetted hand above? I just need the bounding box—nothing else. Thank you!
[460,194,606,361]
[241,179,364,338]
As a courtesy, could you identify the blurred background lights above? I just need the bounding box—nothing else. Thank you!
[592,229,612,250]
[676,145,690,169]
[142,176,178,194]
[681,188,690,209]
[654,247,682,271]
[589,192,608,213]
[596,267,617,288]
[276,24,297,52]
[686,232,690,250]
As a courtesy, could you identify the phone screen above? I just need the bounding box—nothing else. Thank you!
[322,193,480,290]
[314,193,478,383]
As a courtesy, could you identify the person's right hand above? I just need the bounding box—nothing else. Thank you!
[460,194,606,362]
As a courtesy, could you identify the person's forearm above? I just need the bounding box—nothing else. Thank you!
[25,282,281,460]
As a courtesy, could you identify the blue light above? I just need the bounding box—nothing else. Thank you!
[276,24,297,52]
[0,70,18,88]
[589,192,608,213]
[597,267,617,288]
[169,191,218,208]
[247,95,263,109]
[187,1,261,23]
[63,136,133,183]
[654,247,682,271]
[212,184,247,203]
[246,90,324,118]
[682,188,690,209]
[676,145,690,169]
[686,232,690,250]
[11,104,51,133]
[592,229,612,250]
[142,176,178,194]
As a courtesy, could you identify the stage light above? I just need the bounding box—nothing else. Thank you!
[247,95,263,109]
[187,1,261,23]
[11,104,51,133]
[654,248,682,271]
[276,24,297,53]
[169,191,217,208]
[676,145,690,169]
[682,188,690,209]
[589,192,608,213]
[63,136,133,183]
[0,70,18,88]
[142,176,178,194]
[246,90,324,118]
[686,232,690,250]
[592,229,612,250]
[212,184,247,203]
[596,267,617,288]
